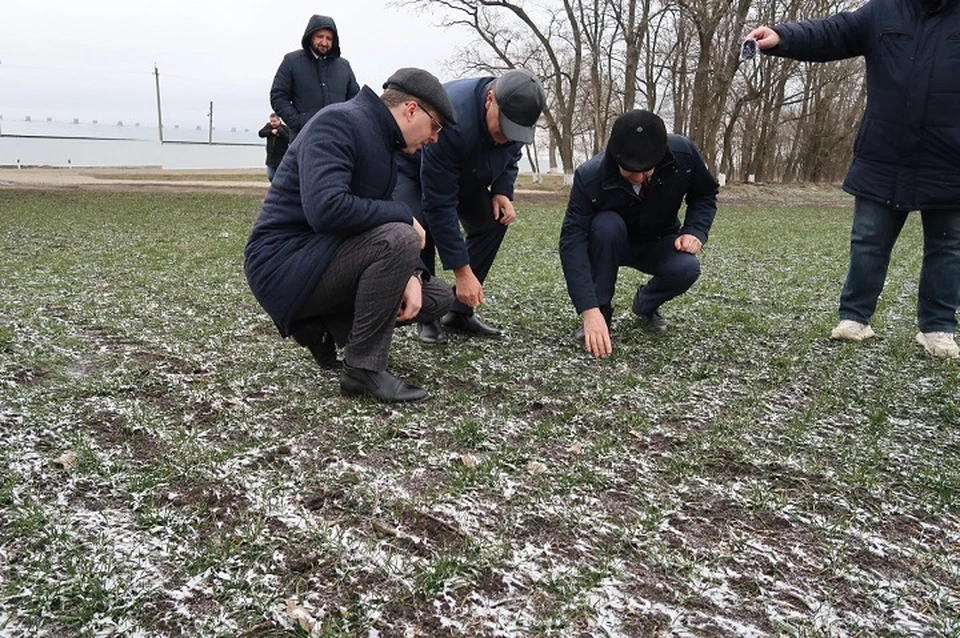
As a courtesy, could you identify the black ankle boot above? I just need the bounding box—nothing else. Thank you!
[293,327,340,369]
[340,364,428,402]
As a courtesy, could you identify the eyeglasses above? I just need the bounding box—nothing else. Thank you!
[416,104,443,133]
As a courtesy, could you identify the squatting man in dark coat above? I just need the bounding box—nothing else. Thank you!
[747,0,960,359]
[393,69,546,344]
[559,110,719,358]
[244,68,457,402]
[270,15,360,136]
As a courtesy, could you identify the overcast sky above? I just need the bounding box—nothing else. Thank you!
[0,0,468,130]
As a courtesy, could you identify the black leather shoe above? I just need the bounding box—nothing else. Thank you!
[631,287,668,333]
[440,312,502,337]
[340,364,428,402]
[294,328,341,369]
[639,311,669,333]
[418,320,448,345]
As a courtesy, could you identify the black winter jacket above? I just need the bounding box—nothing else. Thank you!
[768,0,960,210]
[258,122,291,169]
[244,87,413,337]
[269,15,360,134]
[415,77,524,271]
[559,135,719,314]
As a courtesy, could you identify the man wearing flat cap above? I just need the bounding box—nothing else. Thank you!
[559,110,719,358]
[394,69,546,344]
[245,68,457,402]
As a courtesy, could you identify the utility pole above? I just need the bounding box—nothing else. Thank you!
[153,64,163,142]
[208,101,213,144]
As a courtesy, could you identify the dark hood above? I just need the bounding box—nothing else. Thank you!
[301,14,341,57]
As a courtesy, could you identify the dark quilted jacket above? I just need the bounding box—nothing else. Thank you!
[768,0,960,210]
[269,15,360,134]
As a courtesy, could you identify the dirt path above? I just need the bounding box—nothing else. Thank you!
[0,167,850,206]
[0,167,270,194]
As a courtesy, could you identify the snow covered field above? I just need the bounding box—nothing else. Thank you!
[1,184,957,636]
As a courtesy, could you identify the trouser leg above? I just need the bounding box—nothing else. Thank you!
[838,197,907,324]
[393,171,437,275]
[588,211,629,310]
[295,223,420,371]
[396,276,455,327]
[628,235,701,316]
[917,208,960,333]
[450,189,508,316]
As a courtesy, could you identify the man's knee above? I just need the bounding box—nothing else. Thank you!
[379,222,421,258]
[667,252,701,286]
[590,211,626,246]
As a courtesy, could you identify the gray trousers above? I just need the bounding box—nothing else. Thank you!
[294,223,453,371]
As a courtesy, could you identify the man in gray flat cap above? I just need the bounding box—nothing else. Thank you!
[394,69,546,344]
[245,68,457,402]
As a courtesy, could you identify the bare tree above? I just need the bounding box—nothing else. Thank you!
[398,0,868,183]
[401,0,584,173]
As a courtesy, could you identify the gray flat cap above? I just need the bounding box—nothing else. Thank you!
[382,68,457,127]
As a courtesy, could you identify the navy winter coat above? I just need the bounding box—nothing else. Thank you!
[244,87,414,337]
[768,0,960,210]
[270,15,360,134]
[416,77,524,270]
[559,135,719,314]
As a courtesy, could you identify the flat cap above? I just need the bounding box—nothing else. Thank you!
[383,67,457,127]
[606,110,667,172]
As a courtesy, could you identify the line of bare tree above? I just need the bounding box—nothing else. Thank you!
[400,0,866,183]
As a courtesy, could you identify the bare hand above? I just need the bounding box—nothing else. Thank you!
[745,26,780,49]
[491,194,516,226]
[581,307,612,358]
[675,234,703,254]
[454,266,484,308]
[396,275,423,322]
[412,217,427,249]
[271,128,279,135]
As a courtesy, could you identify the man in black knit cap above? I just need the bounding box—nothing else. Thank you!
[558,110,719,358]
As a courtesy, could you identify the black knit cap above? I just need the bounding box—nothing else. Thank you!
[382,68,458,126]
[607,110,667,172]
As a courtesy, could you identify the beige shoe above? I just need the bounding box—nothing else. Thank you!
[830,320,876,342]
[915,332,960,359]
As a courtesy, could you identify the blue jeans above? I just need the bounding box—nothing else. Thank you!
[266,165,277,182]
[840,197,960,332]
[589,211,701,315]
